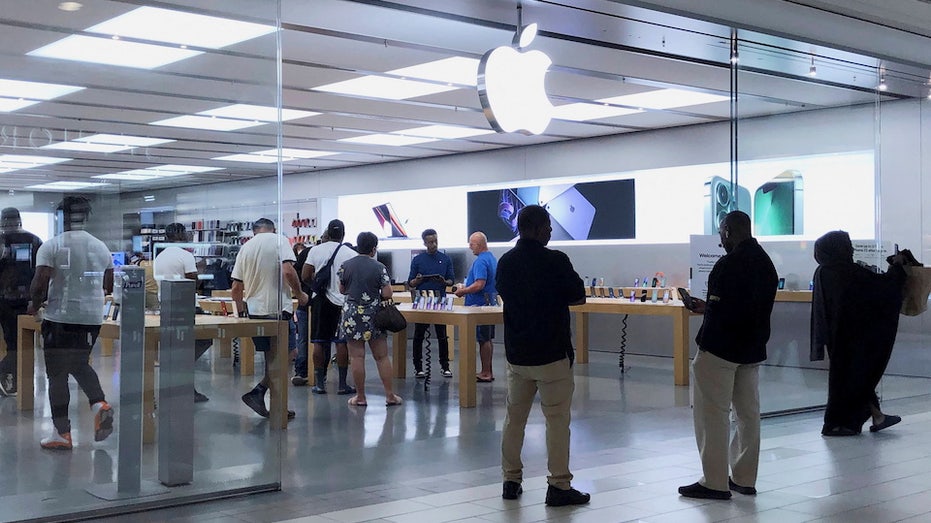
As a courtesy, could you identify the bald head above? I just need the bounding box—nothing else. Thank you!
[720,211,752,253]
[468,232,488,256]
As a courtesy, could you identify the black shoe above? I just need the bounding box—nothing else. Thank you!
[0,373,16,397]
[311,385,327,394]
[415,370,426,379]
[337,385,357,395]
[291,375,308,386]
[728,478,756,496]
[678,481,731,500]
[287,409,296,420]
[194,390,209,403]
[502,481,522,500]
[869,415,902,433]
[545,485,590,506]
[241,390,269,417]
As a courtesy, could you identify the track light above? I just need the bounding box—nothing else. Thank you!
[878,76,888,91]
[808,56,817,77]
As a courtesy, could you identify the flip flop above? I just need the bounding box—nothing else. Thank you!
[386,395,403,407]
[348,396,367,407]
[869,415,901,433]
[476,376,495,383]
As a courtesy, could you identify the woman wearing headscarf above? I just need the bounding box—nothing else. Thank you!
[811,230,907,436]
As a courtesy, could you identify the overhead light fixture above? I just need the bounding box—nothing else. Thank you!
[143,195,156,202]
[551,102,642,122]
[75,134,174,147]
[93,172,160,181]
[601,88,729,110]
[42,142,132,153]
[392,125,495,139]
[314,57,479,100]
[28,6,275,69]
[730,34,739,64]
[808,56,817,77]
[58,2,83,11]
[0,154,71,172]
[214,148,338,163]
[112,164,223,178]
[27,181,109,191]
[878,75,888,91]
[0,78,84,112]
[151,104,318,131]
[339,134,437,147]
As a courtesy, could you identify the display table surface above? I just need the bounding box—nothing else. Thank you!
[17,314,290,443]
[776,290,812,302]
[392,304,502,408]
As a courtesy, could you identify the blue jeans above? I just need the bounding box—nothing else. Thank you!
[295,308,309,377]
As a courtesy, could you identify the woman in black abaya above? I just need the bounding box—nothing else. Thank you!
[811,231,906,436]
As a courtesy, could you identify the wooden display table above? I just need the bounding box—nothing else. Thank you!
[17,314,289,443]
[392,304,502,408]
[776,290,812,302]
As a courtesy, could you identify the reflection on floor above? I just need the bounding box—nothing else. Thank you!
[3,345,931,522]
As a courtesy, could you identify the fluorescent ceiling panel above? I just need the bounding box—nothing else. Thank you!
[92,173,159,181]
[391,57,479,86]
[314,76,457,100]
[0,154,71,170]
[42,142,131,153]
[340,134,437,146]
[76,134,174,147]
[213,153,279,163]
[27,181,109,190]
[0,98,37,112]
[200,104,318,122]
[215,148,337,163]
[0,79,84,99]
[602,88,730,110]
[149,115,265,131]
[29,35,203,69]
[393,125,494,139]
[120,164,223,177]
[552,102,643,121]
[85,6,276,49]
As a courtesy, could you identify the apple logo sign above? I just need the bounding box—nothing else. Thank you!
[477,23,553,135]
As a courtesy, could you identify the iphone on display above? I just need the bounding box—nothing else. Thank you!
[753,170,803,236]
[704,176,750,234]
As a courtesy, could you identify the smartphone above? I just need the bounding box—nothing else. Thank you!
[753,170,803,236]
[777,277,786,290]
[677,287,696,310]
[704,176,751,234]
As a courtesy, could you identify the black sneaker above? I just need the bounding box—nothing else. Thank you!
[194,390,209,403]
[728,478,757,496]
[0,373,16,397]
[502,481,523,500]
[241,389,269,417]
[291,375,308,386]
[678,481,731,500]
[415,370,426,379]
[337,385,357,395]
[545,485,590,506]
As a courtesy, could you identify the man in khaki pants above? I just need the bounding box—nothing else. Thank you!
[496,205,590,507]
[679,211,777,500]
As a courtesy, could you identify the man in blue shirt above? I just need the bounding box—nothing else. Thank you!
[455,231,497,382]
[407,229,455,378]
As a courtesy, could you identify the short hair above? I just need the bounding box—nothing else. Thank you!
[56,195,92,226]
[1,207,21,227]
[517,204,550,234]
[252,218,275,233]
[421,228,437,241]
[722,211,751,237]
[165,222,187,242]
[357,231,378,255]
[326,219,345,241]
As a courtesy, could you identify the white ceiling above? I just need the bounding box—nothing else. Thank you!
[0,0,920,195]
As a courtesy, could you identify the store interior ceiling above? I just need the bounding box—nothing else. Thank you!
[1,0,929,194]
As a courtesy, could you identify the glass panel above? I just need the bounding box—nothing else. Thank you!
[0,1,283,520]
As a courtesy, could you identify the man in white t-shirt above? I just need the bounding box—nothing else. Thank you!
[302,219,356,395]
[232,218,308,419]
[154,222,212,403]
[29,196,114,451]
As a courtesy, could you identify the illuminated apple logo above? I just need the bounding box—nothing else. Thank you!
[477,23,553,135]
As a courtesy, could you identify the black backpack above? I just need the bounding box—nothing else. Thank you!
[310,243,343,295]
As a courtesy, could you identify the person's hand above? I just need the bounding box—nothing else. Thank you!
[689,298,707,314]
[889,253,908,266]
[297,291,309,306]
[289,348,297,363]
[27,301,38,316]
[454,286,467,298]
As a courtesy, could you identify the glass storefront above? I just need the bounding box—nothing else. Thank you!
[1,1,930,520]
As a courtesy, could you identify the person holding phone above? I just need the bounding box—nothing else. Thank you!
[407,228,455,378]
[678,211,777,500]
[455,231,498,382]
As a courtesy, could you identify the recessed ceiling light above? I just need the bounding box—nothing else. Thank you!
[214,148,337,163]
[272,148,338,159]
[551,102,643,122]
[86,6,276,50]
[27,181,108,191]
[200,104,318,122]
[42,142,132,153]
[0,154,71,171]
[392,125,495,139]
[149,115,265,131]
[0,79,85,100]
[315,76,457,101]
[75,134,174,147]
[119,164,223,178]
[600,88,729,110]
[213,153,279,164]
[92,173,159,181]
[58,2,83,12]
[0,98,38,112]
[339,134,437,146]
[391,57,480,86]
[29,35,202,69]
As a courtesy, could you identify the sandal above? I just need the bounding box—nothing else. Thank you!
[386,394,403,407]
[348,396,367,407]
[869,415,901,433]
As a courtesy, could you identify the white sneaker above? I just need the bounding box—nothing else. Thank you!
[0,373,16,397]
[40,431,73,450]
[442,369,453,378]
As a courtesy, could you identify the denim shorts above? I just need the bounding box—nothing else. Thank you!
[249,311,296,352]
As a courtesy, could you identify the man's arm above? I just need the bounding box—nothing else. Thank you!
[301,263,315,283]
[454,278,485,297]
[283,261,308,306]
[103,268,114,294]
[231,279,246,316]
[29,265,52,315]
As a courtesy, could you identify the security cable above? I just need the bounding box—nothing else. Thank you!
[619,314,629,372]
[423,327,432,391]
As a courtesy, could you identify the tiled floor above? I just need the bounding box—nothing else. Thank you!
[6,347,931,522]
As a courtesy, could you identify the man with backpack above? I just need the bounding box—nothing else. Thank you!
[0,208,42,397]
[302,219,356,395]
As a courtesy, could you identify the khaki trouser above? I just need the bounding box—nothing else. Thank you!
[691,350,761,491]
[501,358,574,489]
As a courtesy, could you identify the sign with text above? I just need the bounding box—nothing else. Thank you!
[689,234,726,300]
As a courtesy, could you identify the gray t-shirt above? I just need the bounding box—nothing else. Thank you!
[338,255,390,306]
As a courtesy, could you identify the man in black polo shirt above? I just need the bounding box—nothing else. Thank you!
[496,205,590,507]
[678,210,777,501]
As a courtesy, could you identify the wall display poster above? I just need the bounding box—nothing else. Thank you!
[689,234,726,300]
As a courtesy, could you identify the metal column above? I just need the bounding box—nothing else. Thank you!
[157,279,195,486]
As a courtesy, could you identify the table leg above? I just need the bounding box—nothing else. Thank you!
[268,322,288,430]
[17,321,35,411]
[143,335,158,444]
[574,311,589,364]
[458,321,476,408]
[446,324,455,362]
[217,337,231,358]
[672,309,690,386]
[241,337,255,376]
[101,338,114,357]
[392,329,407,378]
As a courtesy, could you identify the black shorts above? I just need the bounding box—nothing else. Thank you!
[249,311,295,352]
[310,294,345,344]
